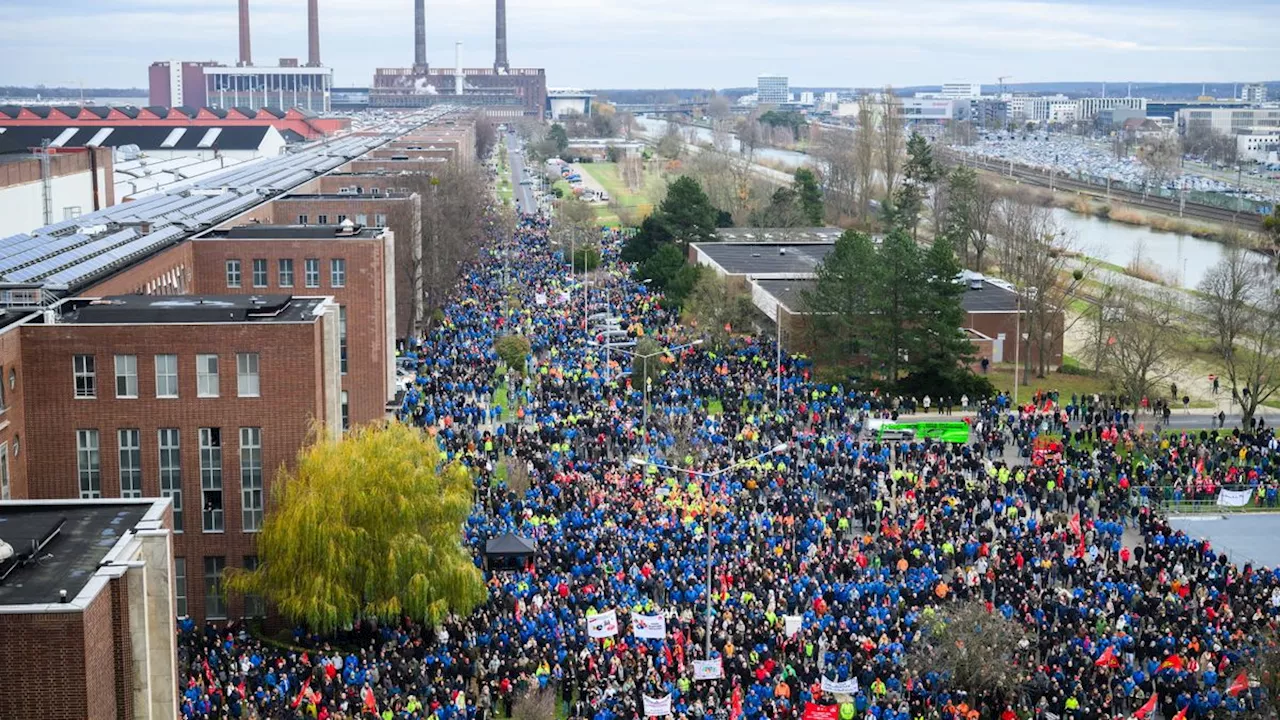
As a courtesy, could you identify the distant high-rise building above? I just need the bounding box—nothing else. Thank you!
[1075,97,1146,122]
[940,82,982,100]
[1240,84,1269,104]
[757,75,789,105]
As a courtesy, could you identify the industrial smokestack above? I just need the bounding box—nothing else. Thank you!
[455,42,463,95]
[238,0,252,67]
[307,0,321,67]
[494,0,509,74]
[414,0,427,71]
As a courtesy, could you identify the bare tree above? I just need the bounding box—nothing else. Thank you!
[878,87,905,199]
[471,111,497,160]
[853,96,878,221]
[1198,248,1280,425]
[1099,284,1187,405]
[906,601,1031,702]
[811,126,858,223]
[1136,135,1181,193]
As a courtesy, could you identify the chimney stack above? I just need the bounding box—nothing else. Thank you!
[494,0,509,74]
[307,0,321,67]
[414,0,427,72]
[238,0,252,67]
[455,42,464,95]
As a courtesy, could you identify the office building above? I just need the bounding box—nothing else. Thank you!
[1240,84,1269,104]
[897,98,968,123]
[1074,97,1146,122]
[0,498,177,720]
[757,75,790,105]
[940,82,983,100]
[1177,107,1280,135]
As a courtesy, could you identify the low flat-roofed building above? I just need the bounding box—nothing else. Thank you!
[0,497,177,720]
[691,241,1063,370]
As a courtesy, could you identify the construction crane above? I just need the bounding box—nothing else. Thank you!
[998,76,1013,96]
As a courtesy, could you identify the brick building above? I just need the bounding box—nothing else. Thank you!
[18,294,341,621]
[0,497,177,720]
[195,225,396,426]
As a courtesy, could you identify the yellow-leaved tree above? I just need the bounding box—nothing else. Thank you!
[225,423,487,633]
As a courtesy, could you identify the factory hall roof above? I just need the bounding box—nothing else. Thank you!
[0,503,149,607]
[753,278,1022,315]
[692,242,834,276]
[53,294,327,325]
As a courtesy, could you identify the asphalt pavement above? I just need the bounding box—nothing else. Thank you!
[507,132,537,212]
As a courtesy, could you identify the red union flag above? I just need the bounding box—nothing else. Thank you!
[804,703,839,720]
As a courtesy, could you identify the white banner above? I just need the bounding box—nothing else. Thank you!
[1217,489,1253,507]
[692,659,723,680]
[587,610,619,638]
[632,613,667,639]
[643,695,672,717]
[821,677,859,695]
[535,293,548,306]
[784,615,803,637]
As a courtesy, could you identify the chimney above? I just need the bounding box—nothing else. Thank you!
[307,0,321,67]
[455,42,464,95]
[238,0,252,67]
[414,0,427,72]
[494,0,509,74]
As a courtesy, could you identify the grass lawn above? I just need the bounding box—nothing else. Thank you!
[707,398,725,415]
[985,364,1112,400]
[578,162,668,217]
[492,383,511,423]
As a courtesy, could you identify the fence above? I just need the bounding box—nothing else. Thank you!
[1140,483,1280,515]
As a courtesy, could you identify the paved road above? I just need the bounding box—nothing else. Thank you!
[507,132,536,212]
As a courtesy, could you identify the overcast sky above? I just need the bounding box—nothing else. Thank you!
[2,0,1277,90]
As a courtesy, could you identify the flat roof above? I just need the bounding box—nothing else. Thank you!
[54,294,326,324]
[209,224,385,240]
[0,503,148,607]
[274,194,411,202]
[695,242,833,275]
[755,278,1020,314]
[714,228,844,243]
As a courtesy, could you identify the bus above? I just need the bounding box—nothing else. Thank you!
[867,420,971,444]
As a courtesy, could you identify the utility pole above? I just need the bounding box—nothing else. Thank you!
[39,139,53,226]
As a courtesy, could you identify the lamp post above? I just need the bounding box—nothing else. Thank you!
[630,443,789,658]
[590,339,703,452]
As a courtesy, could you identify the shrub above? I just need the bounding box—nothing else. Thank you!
[494,335,532,373]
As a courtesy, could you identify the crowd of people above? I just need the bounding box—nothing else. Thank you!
[177,196,1280,720]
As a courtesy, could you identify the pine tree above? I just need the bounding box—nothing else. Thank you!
[802,229,877,364]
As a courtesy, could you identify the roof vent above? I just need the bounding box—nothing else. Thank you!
[779,247,788,255]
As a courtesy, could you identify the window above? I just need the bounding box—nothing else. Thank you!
[155,354,178,398]
[200,428,223,533]
[341,391,349,431]
[338,305,348,374]
[304,258,320,288]
[204,556,226,619]
[243,556,265,617]
[0,364,7,411]
[237,353,260,397]
[74,354,96,398]
[196,354,219,398]
[118,429,142,498]
[63,206,82,220]
[77,429,101,498]
[297,214,309,225]
[317,214,329,225]
[355,214,368,226]
[114,354,138,398]
[375,213,387,226]
[241,428,263,531]
[159,429,182,532]
[336,214,347,224]
[330,258,346,287]
[174,557,187,617]
[278,258,294,287]
[0,443,9,501]
[251,258,267,287]
[225,259,242,288]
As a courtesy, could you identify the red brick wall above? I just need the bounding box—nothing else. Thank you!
[0,610,90,719]
[190,238,389,426]
[19,321,326,620]
[0,324,28,499]
[108,576,133,720]
[85,241,194,296]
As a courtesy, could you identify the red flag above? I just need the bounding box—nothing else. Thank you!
[803,703,840,720]
[1068,512,1082,538]
[724,323,733,333]
[1171,706,1187,720]
[731,686,743,720]
[362,685,378,713]
[1133,693,1157,719]
[291,679,312,710]
[912,516,927,533]
[1158,654,1184,672]
[1094,646,1117,667]
[1228,672,1249,696]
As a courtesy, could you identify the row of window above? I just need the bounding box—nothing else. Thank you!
[226,258,346,290]
[298,211,387,225]
[74,353,259,400]
[76,427,263,534]
[175,555,263,619]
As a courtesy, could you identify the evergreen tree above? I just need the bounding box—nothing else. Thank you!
[548,123,569,155]
[659,176,720,249]
[866,226,925,382]
[802,229,877,363]
[621,214,671,263]
[918,231,973,371]
[792,168,825,225]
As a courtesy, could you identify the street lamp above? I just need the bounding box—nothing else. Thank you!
[589,339,703,449]
[629,443,789,658]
